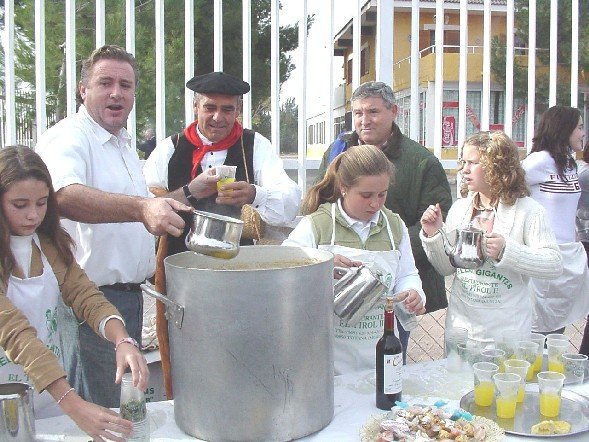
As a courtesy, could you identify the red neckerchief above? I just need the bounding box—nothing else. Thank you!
[184,120,244,178]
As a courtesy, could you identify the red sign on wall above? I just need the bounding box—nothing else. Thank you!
[442,116,457,146]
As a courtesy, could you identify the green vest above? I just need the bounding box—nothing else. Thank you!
[308,202,403,250]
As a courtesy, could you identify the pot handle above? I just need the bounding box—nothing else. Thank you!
[140,282,185,329]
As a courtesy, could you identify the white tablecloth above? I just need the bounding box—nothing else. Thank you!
[34,358,589,441]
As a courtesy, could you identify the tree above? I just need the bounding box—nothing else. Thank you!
[491,0,589,110]
[255,97,298,154]
[2,0,312,140]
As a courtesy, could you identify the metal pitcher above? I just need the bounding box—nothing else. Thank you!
[0,383,35,441]
[333,265,389,326]
[439,224,486,269]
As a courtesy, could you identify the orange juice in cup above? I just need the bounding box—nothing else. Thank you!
[215,165,237,191]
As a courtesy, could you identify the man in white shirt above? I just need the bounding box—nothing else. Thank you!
[36,45,191,408]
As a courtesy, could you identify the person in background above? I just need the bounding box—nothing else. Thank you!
[577,140,589,356]
[315,81,452,353]
[421,131,562,343]
[284,145,425,373]
[522,105,589,336]
[0,146,148,441]
[35,45,190,409]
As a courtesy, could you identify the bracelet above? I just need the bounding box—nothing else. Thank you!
[115,337,139,352]
[57,387,75,405]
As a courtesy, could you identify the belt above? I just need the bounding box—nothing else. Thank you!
[99,283,142,292]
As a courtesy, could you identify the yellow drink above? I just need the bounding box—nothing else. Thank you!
[526,365,534,381]
[496,396,517,418]
[216,177,235,191]
[533,354,543,372]
[540,393,561,417]
[548,360,565,374]
[474,381,495,407]
[516,385,525,403]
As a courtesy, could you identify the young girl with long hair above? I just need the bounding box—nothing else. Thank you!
[0,146,148,441]
[284,145,425,373]
[420,131,562,342]
[522,106,589,334]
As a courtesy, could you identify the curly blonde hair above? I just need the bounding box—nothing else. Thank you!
[459,131,529,206]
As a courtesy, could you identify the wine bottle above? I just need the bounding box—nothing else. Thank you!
[376,297,403,410]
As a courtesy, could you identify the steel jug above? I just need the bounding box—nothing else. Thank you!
[0,383,35,441]
[439,224,486,269]
[333,265,389,326]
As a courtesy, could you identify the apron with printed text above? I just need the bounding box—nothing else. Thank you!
[1,234,63,418]
[530,242,589,332]
[319,205,401,375]
[449,259,530,343]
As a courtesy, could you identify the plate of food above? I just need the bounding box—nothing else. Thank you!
[459,384,589,437]
[360,402,505,441]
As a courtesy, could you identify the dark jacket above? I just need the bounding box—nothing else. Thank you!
[316,123,453,312]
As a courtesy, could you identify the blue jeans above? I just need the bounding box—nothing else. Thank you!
[397,321,410,365]
[59,286,143,408]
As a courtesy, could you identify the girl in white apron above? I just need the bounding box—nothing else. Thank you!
[421,132,563,343]
[283,145,425,374]
[0,146,148,440]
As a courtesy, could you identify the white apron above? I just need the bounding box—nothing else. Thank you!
[319,205,401,375]
[448,258,531,343]
[530,242,589,332]
[2,234,63,418]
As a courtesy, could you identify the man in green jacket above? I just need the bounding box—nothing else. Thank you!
[316,81,452,350]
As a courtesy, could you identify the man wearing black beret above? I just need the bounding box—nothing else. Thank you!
[144,71,300,257]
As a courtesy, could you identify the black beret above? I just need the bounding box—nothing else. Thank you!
[186,72,250,95]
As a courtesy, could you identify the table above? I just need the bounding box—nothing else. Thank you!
[34,358,589,441]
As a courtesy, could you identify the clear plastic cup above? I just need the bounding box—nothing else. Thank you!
[529,332,546,373]
[547,339,570,374]
[515,340,539,381]
[473,362,499,407]
[215,165,237,191]
[537,371,566,418]
[391,291,418,331]
[499,329,521,360]
[503,359,530,403]
[120,373,149,441]
[445,326,468,372]
[562,353,588,384]
[493,372,520,419]
[481,348,506,372]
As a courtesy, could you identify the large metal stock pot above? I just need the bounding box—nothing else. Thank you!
[143,246,334,441]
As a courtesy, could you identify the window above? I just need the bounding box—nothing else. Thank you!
[361,46,369,76]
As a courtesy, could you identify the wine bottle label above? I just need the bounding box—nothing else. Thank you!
[383,353,402,394]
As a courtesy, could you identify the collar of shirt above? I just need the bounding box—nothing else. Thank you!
[196,124,213,145]
[79,105,132,147]
[337,199,379,241]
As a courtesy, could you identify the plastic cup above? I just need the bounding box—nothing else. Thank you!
[503,359,530,403]
[445,327,468,372]
[481,348,506,372]
[493,372,520,419]
[120,373,149,441]
[546,333,569,344]
[515,340,539,381]
[457,343,472,372]
[547,340,570,374]
[537,371,566,417]
[529,333,545,373]
[499,329,520,360]
[562,353,588,384]
[473,362,499,407]
[215,165,237,191]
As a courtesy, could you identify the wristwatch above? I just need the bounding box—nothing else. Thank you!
[182,184,200,206]
[115,337,139,352]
